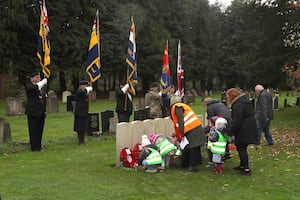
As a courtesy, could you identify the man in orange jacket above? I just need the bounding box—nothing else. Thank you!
[170,96,205,172]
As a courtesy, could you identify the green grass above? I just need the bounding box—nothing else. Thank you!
[0,94,299,200]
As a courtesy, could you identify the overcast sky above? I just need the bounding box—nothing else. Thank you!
[208,0,232,7]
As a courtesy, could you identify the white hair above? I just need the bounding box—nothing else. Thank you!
[255,84,264,92]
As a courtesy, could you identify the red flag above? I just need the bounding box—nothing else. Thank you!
[160,40,171,93]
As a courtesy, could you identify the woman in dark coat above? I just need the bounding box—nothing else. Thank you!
[226,88,258,176]
[73,80,93,145]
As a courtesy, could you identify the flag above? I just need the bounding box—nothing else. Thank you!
[86,10,101,83]
[37,0,50,78]
[177,40,184,102]
[126,17,138,95]
[160,40,171,94]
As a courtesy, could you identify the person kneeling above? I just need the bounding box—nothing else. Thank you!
[138,135,163,173]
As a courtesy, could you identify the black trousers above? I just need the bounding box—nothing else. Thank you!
[27,115,45,151]
[181,146,202,168]
[118,112,131,123]
[236,143,250,169]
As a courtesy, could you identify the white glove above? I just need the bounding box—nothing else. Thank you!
[37,78,47,90]
[121,83,129,94]
[86,86,93,94]
[159,91,162,96]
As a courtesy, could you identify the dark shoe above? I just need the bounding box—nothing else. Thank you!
[240,169,251,176]
[268,142,274,146]
[187,166,199,172]
[233,166,244,171]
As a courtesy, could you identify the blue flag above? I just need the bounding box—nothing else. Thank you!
[86,11,101,83]
[125,17,138,95]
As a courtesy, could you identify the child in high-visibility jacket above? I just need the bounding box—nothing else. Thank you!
[138,135,162,173]
[209,117,228,175]
[152,134,177,169]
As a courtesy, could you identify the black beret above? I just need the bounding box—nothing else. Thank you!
[120,80,126,85]
[150,82,159,88]
[79,80,89,85]
[30,72,40,78]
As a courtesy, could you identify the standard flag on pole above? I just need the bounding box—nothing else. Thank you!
[125,16,138,95]
[160,40,171,94]
[37,0,50,78]
[86,10,101,83]
[177,40,184,102]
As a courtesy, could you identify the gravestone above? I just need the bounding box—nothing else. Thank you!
[186,94,195,105]
[116,122,130,167]
[67,95,76,112]
[109,117,118,133]
[62,91,72,103]
[101,110,114,133]
[284,98,288,107]
[5,97,22,116]
[47,90,59,113]
[296,97,300,106]
[108,91,116,101]
[137,97,145,110]
[88,112,99,135]
[273,96,279,110]
[221,91,227,106]
[134,109,146,121]
[90,91,97,101]
[3,122,11,142]
[0,118,5,147]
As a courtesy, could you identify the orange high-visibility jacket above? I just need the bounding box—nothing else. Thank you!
[171,103,201,141]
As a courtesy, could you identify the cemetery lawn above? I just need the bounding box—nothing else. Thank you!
[0,95,299,200]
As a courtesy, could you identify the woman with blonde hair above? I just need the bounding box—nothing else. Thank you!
[226,88,257,175]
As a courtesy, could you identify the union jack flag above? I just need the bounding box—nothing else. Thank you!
[177,40,184,102]
[125,17,138,95]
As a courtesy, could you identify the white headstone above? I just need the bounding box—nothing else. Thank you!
[62,91,72,103]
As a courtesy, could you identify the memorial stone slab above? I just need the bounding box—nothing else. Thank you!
[116,122,130,167]
[47,90,59,113]
[143,119,156,135]
[62,91,72,103]
[130,121,144,147]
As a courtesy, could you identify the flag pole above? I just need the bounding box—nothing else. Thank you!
[96,9,100,67]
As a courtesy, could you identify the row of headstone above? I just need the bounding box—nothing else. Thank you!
[115,115,203,167]
[0,118,12,147]
[87,110,115,135]
[5,90,59,116]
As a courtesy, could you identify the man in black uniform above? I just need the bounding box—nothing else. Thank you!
[116,80,132,123]
[25,72,47,152]
[73,80,93,145]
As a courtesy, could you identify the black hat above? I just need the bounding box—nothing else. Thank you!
[79,80,89,85]
[30,72,40,78]
[150,82,158,88]
[120,80,126,85]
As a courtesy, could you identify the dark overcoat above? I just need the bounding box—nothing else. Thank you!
[73,88,88,132]
[230,94,258,145]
